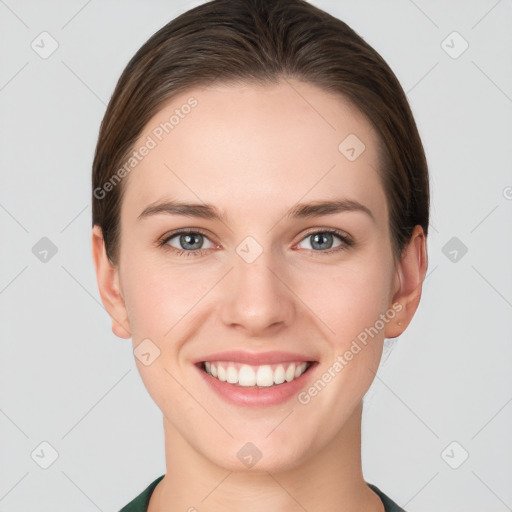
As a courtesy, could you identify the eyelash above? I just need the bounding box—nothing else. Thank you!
[157,228,354,258]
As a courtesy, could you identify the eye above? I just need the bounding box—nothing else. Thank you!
[159,229,216,257]
[296,229,353,253]
[158,228,353,258]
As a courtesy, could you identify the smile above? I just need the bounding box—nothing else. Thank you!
[201,361,313,388]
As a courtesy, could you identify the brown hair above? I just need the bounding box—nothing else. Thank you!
[92,0,429,265]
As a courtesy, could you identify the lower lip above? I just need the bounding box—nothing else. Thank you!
[195,363,317,407]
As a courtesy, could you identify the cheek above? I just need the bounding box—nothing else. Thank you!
[120,253,215,338]
[121,234,395,346]
[303,260,392,337]
[298,258,394,392]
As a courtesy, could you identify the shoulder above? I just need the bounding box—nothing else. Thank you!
[118,475,165,512]
[367,483,408,512]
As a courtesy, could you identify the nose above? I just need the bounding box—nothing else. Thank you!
[218,246,296,337]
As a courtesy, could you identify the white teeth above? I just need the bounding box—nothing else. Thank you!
[285,363,296,382]
[238,365,256,386]
[217,365,227,382]
[274,364,286,384]
[226,366,238,384]
[256,365,274,387]
[203,361,310,387]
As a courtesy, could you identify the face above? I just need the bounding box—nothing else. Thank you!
[106,79,404,472]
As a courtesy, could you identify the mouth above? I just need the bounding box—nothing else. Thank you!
[197,360,316,388]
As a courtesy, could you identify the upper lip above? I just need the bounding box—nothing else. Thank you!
[193,350,317,366]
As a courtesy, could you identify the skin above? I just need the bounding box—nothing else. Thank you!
[92,78,427,511]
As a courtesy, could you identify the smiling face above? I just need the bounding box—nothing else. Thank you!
[93,78,419,474]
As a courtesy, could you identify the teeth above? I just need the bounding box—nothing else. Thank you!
[217,364,227,382]
[256,365,274,387]
[202,361,310,387]
[226,365,238,384]
[274,365,286,384]
[286,364,296,382]
[238,365,256,386]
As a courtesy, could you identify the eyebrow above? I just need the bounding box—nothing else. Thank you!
[137,198,375,223]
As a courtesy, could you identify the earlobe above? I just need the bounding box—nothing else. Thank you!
[384,225,428,339]
[91,225,132,339]
[111,321,131,339]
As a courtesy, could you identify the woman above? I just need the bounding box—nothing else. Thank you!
[91,0,429,510]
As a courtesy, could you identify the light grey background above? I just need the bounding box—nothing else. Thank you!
[0,0,511,510]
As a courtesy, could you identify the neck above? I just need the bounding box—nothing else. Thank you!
[150,401,384,512]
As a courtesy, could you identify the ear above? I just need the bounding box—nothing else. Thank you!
[91,225,131,339]
[385,225,428,339]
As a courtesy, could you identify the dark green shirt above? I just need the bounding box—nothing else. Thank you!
[119,475,406,511]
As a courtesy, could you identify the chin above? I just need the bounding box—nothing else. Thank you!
[204,437,313,474]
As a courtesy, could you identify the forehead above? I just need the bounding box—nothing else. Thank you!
[122,80,387,224]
